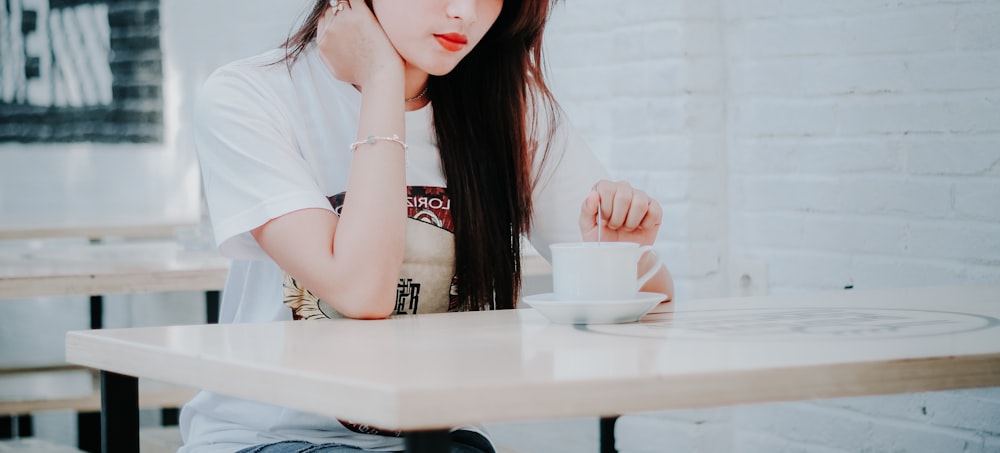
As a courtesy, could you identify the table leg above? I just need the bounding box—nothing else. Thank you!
[79,294,105,452]
[206,290,220,324]
[100,371,138,453]
[600,416,618,453]
[77,412,100,453]
[404,429,450,453]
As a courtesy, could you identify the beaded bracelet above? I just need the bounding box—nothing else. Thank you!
[349,134,408,152]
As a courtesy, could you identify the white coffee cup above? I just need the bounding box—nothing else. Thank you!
[549,242,662,300]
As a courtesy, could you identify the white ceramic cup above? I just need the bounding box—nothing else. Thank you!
[549,242,662,300]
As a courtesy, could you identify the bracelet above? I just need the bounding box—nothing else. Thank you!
[349,134,408,152]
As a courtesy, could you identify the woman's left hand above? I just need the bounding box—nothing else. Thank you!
[579,180,662,246]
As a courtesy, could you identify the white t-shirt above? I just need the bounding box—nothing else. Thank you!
[180,44,608,452]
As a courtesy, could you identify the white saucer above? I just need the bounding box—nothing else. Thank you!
[521,292,667,325]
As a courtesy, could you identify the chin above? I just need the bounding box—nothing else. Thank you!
[408,57,463,77]
[426,67,457,77]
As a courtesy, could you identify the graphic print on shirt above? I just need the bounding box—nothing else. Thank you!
[282,186,457,321]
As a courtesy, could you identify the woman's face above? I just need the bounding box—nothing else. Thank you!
[371,0,505,76]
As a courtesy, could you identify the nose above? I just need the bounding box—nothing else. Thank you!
[444,0,477,22]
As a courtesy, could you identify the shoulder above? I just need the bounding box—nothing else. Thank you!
[198,45,358,122]
[199,49,291,108]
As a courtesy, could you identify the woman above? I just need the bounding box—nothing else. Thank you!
[181,0,674,451]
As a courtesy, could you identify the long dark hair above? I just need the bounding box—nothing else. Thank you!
[281,0,559,311]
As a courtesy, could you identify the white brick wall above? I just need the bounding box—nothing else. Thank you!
[545,0,1000,451]
[548,0,731,301]
[724,0,1000,297]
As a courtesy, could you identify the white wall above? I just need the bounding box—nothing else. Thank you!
[726,0,1000,294]
[546,0,731,302]
[0,0,313,360]
[718,1,1000,451]
[542,0,999,452]
[0,0,311,224]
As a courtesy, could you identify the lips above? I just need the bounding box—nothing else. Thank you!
[434,33,468,52]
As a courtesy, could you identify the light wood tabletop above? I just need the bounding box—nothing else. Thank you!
[0,215,198,241]
[65,285,1000,452]
[0,240,230,299]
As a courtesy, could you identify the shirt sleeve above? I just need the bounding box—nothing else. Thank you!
[528,115,610,262]
[195,67,333,260]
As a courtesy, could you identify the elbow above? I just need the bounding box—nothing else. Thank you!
[318,243,405,319]
[339,309,394,320]
[336,293,396,319]
[326,268,401,320]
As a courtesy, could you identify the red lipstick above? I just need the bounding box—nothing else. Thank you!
[434,33,468,52]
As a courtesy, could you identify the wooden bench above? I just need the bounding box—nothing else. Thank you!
[0,368,197,416]
[0,438,85,453]
[138,426,184,453]
[0,216,198,242]
[137,426,525,453]
[0,236,227,450]
[0,238,226,416]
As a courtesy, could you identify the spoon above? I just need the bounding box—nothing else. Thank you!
[597,201,602,244]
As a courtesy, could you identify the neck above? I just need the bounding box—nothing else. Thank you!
[404,63,430,107]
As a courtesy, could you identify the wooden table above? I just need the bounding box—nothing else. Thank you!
[0,239,229,449]
[0,240,230,299]
[65,285,1000,452]
[0,216,198,241]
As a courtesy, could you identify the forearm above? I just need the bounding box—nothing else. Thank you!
[638,252,674,302]
[254,73,408,319]
[329,71,408,317]
[253,2,415,319]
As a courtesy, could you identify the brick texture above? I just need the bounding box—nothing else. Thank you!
[544,0,1000,451]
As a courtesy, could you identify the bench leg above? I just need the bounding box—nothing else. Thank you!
[78,412,100,452]
[161,408,180,426]
[0,415,32,439]
[100,371,138,453]
[404,429,450,453]
[600,416,618,453]
[206,290,221,324]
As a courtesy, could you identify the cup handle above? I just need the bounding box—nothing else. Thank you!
[636,246,663,290]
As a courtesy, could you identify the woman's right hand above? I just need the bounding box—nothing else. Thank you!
[316,0,404,88]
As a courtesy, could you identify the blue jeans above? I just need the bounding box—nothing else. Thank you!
[236,431,495,453]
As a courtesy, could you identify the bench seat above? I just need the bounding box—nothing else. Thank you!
[138,426,525,453]
[0,439,84,453]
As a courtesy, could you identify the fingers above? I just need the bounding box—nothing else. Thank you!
[321,0,363,36]
[592,180,662,232]
[329,0,351,13]
[607,182,632,229]
[319,0,344,31]
[640,195,663,231]
[331,0,378,18]
[317,0,389,85]
[594,180,631,230]
[578,190,600,233]
[623,190,649,231]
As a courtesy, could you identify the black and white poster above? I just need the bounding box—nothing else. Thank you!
[0,0,162,143]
